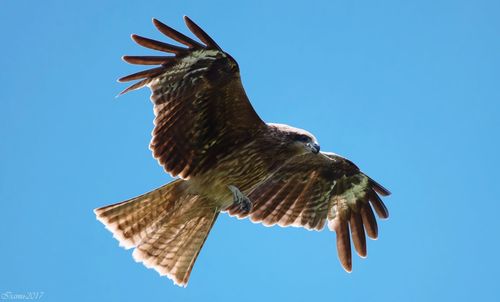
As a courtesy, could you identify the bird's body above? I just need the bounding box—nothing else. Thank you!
[95,16,391,287]
[187,124,315,208]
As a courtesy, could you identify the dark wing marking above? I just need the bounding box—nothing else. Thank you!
[227,152,391,272]
[119,16,265,178]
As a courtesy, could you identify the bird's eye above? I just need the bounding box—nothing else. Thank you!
[296,135,309,142]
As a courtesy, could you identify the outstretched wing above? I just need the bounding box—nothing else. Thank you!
[227,152,391,272]
[119,16,265,179]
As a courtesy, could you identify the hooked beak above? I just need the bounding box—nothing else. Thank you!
[308,142,320,154]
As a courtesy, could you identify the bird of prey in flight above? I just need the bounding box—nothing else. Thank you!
[95,16,391,287]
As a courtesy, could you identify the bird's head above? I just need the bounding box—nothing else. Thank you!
[268,123,320,155]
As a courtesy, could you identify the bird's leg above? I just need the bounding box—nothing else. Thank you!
[228,185,252,214]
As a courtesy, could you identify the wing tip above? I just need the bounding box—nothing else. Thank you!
[152,17,204,49]
[368,177,391,196]
[369,190,390,220]
[182,15,222,50]
[119,16,224,95]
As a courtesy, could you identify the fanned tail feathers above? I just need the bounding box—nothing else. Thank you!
[94,180,219,287]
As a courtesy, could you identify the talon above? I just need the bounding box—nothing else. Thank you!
[228,185,252,214]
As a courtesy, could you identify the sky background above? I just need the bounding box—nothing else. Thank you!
[1,0,499,301]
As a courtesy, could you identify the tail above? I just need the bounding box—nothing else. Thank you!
[94,179,219,287]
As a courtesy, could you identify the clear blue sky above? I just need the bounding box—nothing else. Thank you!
[1,0,499,301]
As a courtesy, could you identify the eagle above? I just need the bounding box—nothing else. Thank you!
[95,16,391,287]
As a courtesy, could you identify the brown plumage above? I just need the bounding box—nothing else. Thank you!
[95,16,392,287]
